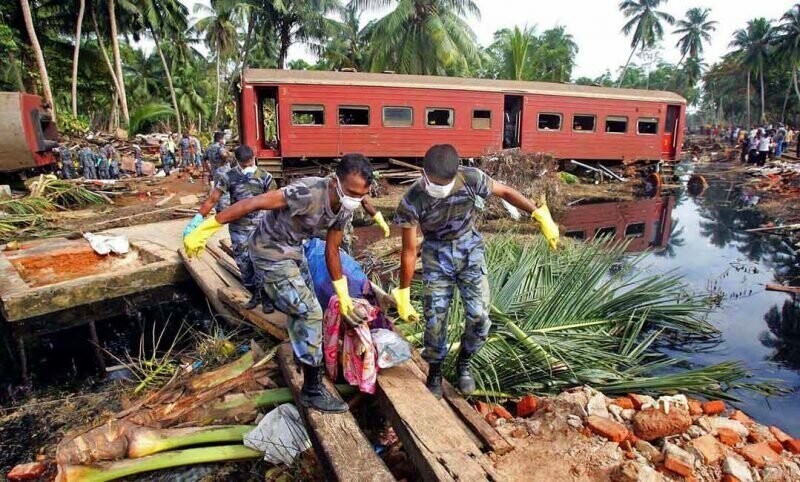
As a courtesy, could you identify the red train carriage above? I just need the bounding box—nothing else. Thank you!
[238,69,686,178]
[0,92,58,173]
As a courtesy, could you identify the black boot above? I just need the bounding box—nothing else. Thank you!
[300,364,349,413]
[456,351,476,395]
[261,293,275,314]
[243,286,261,310]
[426,363,443,399]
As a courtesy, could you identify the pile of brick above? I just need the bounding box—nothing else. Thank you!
[475,387,800,482]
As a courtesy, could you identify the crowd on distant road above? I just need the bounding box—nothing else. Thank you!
[700,124,798,165]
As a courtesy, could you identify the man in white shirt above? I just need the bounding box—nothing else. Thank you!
[757,132,770,166]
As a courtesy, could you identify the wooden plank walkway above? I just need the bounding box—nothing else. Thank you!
[277,343,395,482]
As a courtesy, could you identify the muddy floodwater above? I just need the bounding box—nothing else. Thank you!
[562,164,800,433]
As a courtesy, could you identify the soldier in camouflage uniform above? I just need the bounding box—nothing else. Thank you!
[179,133,192,167]
[392,144,558,399]
[160,140,171,175]
[133,144,143,177]
[96,151,110,179]
[202,132,231,212]
[184,154,374,413]
[58,144,75,179]
[79,147,96,179]
[187,145,277,313]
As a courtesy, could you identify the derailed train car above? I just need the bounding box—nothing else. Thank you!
[237,69,686,178]
[0,92,58,173]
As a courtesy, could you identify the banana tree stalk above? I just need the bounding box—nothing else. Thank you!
[127,425,254,458]
[59,445,262,482]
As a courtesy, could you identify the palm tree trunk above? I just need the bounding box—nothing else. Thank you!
[71,0,86,118]
[20,0,55,120]
[92,7,123,108]
[150,27,182,133]
[108,0,129,126]
[278,23,291,70]
[759,61,766,123]
[782,76,793,123]
[617,41,638,88]
[746,71,751,127]
[793,67,800,105]
[222,14,256,104]
[214,44,221,126]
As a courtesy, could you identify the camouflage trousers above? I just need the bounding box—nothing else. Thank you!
[135,160,143,177]
[212,165,231,213]
[62,162,75,179]
[230,227,260,290]
[421,235,491,363]
[256,257,323,367]
[82,162,96,179]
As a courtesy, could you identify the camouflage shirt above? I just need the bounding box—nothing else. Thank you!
[60,147,72,162]
[394,167,494,241]
[216,166,277,231]
[79,148,94,165]
[250,177,353,262]
[179,137,191,153]
[204,142,228,169]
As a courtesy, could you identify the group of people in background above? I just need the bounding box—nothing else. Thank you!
[160,133,203,175]
[725,124,797,166]
[56,142,122,180]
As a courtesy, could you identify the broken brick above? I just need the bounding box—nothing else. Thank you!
[730,410,753,425]
[516,395,539,418]
[784,439,800,454]
[690,434,725,464]
[632,407,692,441]
[475,401,492,417]
[611,397,634,410]
[717,427,742,447]
[493,404,513,420]
[768,439,783,455]
[627,393,655,410]
[510,427,527,438]
[703,400,726,416]
[664,443,696,477]
[739,442,781,468]
[6,462,45,481]
[768,426,792,444]
[687,399,704,416]
[586,415,629,443]
[721,476,742,482]
[485,412,499,426]
[625,432,639,445]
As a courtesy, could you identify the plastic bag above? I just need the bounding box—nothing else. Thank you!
[371,329,412,369]
[304,238,369,308]
[83,232,130,255]
[243,404,311,465]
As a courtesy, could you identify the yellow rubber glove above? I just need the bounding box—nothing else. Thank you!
[391,287,419,323]
[184,216,223,258]
[532,204,559,251]
[373,211,390,238]
[332,277,354,318]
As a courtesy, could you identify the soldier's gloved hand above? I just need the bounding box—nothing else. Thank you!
[332,277,355,319]
[183,214,204,238]
[184,216,223,258]
[373,212,390,238]
[391,287,419,323]
[531,203,559,251]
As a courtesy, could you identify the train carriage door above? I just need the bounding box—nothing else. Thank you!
[503,95,524,149]
[662,105,681,159]
[257,87,280,156]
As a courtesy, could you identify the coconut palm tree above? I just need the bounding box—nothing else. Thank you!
[319,3,369,71]
[730,18,776,125]
[137,0,189,133]
[358,0,481,75]
[673,7,717,70]
[491,25,536,81]
[19,0,55,117]
[194,1,241,125]
[71,0,86,117]
[532,25,579,82]
[776,4,800,106]
[617,0,675,88]
[106,0,129,126]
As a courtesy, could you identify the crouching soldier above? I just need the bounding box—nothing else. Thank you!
[391,144,559,398]
[185,154,373,413]
[185,145,277,313]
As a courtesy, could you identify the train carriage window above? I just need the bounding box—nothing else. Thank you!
[565,230,586,240]
[538,113,562,131]
[595,226,617,238]
[572,114,596,132]
[292,105,324,125]
[625,222,646,238]
[605,116,628,133]
[426,108,454,127]
[472,110,492,129]
[637,118,659,135]
[383,107,413,127]
[338,106,369,126]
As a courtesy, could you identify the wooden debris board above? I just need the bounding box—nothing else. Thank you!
[219,287,288,341]
[376,361,495,482]
[277,344,394,482]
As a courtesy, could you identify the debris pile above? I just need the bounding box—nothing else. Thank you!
[745,161,800,198]
[477,149,565,216]
[481,386,800,482]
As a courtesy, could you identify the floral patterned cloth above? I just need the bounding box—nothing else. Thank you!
[323,297,381,394]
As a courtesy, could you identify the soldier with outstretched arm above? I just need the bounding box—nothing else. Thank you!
[184,154,374,413]
[391,144,559,399]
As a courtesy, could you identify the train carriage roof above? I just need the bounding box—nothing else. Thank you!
[243,69,686,104]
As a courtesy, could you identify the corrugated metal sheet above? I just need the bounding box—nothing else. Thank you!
[243,69,686,104]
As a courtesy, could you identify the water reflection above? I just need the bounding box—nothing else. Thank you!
[761,300,800,370]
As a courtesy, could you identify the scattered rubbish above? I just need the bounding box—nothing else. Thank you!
[500,198,521,220]
[371,328,412,369]
[243,404,311,465]
[83,232,130,255]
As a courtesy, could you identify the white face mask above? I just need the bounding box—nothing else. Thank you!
[335,176,363,211]
[241,165,257,175]
[423,171,455,199]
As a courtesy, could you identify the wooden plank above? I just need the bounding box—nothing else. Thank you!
[375,361,494,482]
[179,248,238,321]
[765,283,800,294]
[219,287,289,341]
[277,343,394,482]
[388,158,423,171]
